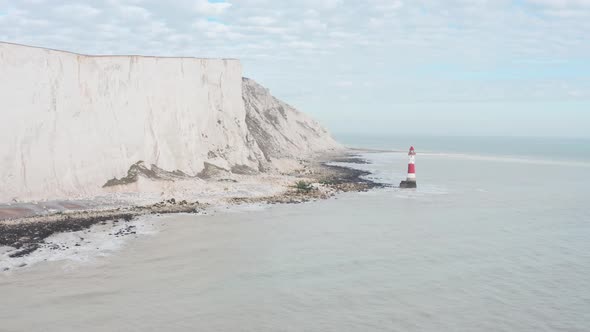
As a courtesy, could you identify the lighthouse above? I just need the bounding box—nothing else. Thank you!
[399,146,417,188]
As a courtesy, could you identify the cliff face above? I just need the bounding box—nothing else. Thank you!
[243,78,340,166]
[0,42,340,202]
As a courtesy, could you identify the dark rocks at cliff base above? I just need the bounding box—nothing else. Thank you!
[330,156,371,164]
[8,244,40,258]
[0,200,207,258]
[0,213,136,251]
[229,158,387,206]
[399,181,417,189]
[113,225,137,237]
[319,163,385,191]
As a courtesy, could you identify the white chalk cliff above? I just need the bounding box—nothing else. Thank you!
[0,42,341,202]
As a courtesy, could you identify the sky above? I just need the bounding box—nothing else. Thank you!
[0,0,589,137]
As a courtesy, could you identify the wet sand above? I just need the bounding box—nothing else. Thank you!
[0,207,30,220]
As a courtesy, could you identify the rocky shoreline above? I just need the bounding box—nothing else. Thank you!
[0,199,207,259]
[228,162,383,205]
[0,154,384,261]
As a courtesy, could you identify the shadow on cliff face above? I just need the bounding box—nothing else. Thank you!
[102,160,262,186]
[241,77,342,164]
[196,162,230,179]
[102,161,193,187]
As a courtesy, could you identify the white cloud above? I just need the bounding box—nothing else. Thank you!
[19,0,47,4]
[307,0,342,10]
[54,4,101,18]
[285,40,315,49]
[302,18,327,31]
[373,0,403,11]
[192,19,244,40]
[335,80,354,87]
[328,31,360,39]
[240,24,287,35]
[194,19,230,33]
[118,5,151,20]
[526,0,590,7]
[244,16,276,25]
[194,0,232,16]
[543,8,590,16]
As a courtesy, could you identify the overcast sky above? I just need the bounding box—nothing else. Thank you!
[1,0,589,137]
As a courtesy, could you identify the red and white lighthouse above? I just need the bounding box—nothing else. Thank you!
[400,146,417,188]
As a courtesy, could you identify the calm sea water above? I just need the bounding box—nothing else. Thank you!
[1,136,589,331]
[337,134,590,162]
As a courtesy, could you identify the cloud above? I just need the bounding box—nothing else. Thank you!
[118,5,152,20]
[193,19,230,32]
[194,0,232,16]
[244,16,276,25]
[526,0,590,7]
[19,0,47,4]
[192,18,244,40]
[302,18,327,31]
[53,4,101,18]
[542,8,590,16]
[308,0,342,10]
[1,0,588,62]
[334,80,354,87]
[285,40,315,49]
[372,0,403,11]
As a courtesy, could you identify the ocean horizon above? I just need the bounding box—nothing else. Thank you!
[335,133,590,162]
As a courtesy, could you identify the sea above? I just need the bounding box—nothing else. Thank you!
[1,135,589,331]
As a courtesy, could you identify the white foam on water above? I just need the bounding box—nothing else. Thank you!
[329,152,452,202]
[219,203,270,214]
[0,216,161,273]
[421,152,590,168]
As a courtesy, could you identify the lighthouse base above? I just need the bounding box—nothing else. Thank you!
[399,180,417,189]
